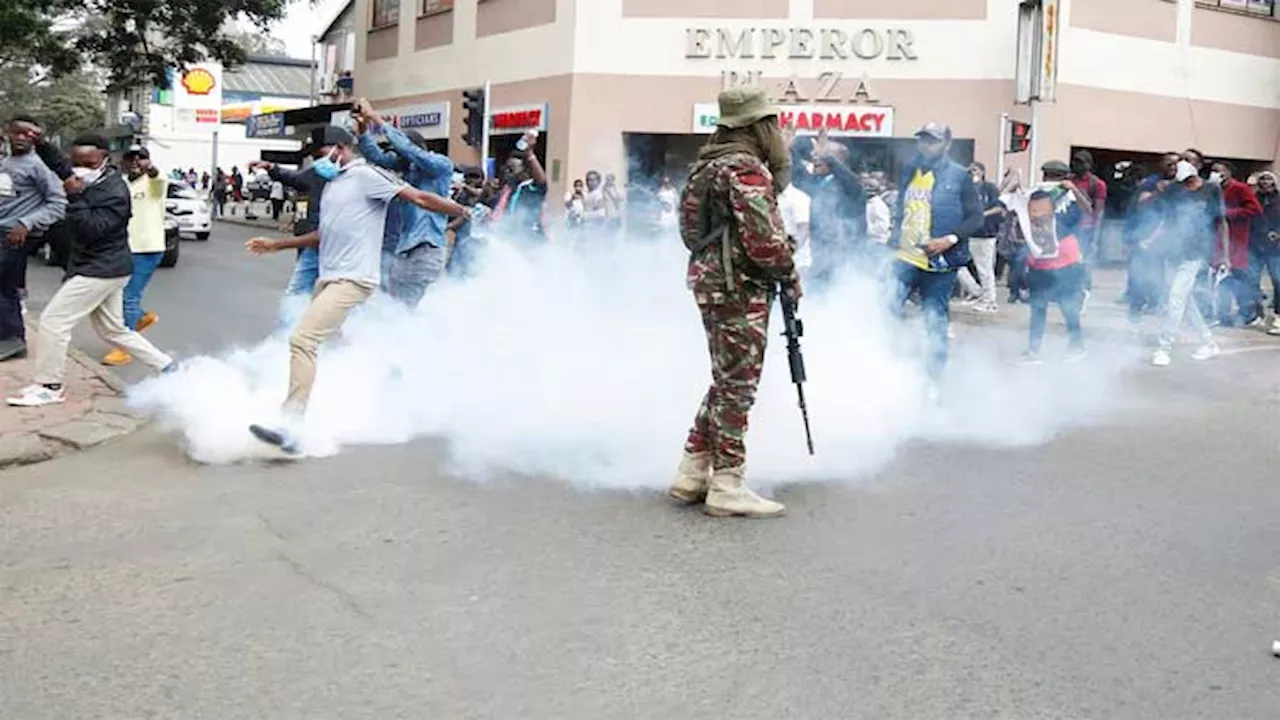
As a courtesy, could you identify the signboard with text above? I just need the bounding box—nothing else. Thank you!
[692,103,894,137]
[245,112,286,138]
[380,101,451,140]
[489,103,549,136]
[172,62,224,134]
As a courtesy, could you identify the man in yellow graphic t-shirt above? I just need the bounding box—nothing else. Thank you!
[885,123,983,401]
[897,168,936,271]
[102,146,166,366]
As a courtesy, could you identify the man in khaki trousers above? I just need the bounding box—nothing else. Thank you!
[8,133,174,408]
[245,126,465,455]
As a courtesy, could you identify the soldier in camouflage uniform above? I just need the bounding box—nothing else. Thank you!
[667,87,802,519]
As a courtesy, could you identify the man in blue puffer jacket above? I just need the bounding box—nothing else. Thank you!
[886,123,983,399]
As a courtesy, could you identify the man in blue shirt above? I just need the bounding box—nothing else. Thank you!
[354,98,454,309]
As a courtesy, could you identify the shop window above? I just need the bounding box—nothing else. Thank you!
[422,0,454,15]
[372,0,400,28]
[1193,0,1276,18]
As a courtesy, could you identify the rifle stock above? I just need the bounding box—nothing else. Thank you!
[779,287,815,455]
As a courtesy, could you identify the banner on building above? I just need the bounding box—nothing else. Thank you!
[245,112,287,138]
[693,103,895,137]
[172,62,224,134]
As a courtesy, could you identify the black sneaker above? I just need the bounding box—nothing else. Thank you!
[249,424,300,456]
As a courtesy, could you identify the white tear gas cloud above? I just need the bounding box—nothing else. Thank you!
[127,235,1134,489]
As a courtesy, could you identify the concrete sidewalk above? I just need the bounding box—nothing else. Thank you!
[0,327,147,469]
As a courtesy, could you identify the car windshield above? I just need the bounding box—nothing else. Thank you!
[167,183,200,200]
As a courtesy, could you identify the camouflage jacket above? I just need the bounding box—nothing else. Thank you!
[679,152,796,304]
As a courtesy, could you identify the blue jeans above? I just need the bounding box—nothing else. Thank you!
[123,252,164,330]
[447,233,483,279]
[1027,264,1086,354]
[285,247,320,297]
[278,247,320,329]
[1258,251,1280,315]
[888,261,958,384]
[387,243,446,308]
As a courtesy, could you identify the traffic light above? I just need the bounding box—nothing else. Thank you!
[1007,120,1032,153]
[462,88,486,148]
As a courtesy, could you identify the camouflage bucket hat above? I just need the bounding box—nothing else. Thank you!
[716,87,776,130]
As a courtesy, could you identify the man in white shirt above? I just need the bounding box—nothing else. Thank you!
[777,183,812,276]
[102,146,166,366]
[269,179,286,221]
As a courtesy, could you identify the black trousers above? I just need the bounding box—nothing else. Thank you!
[0,244,28,342]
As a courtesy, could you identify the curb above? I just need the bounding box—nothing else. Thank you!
[0,343,146,473]
[69,345,126,394]
[215,216,294,232]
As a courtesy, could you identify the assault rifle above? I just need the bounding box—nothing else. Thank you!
[778,286,815,455]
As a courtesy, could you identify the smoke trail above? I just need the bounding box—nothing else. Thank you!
[128,233,1133,488]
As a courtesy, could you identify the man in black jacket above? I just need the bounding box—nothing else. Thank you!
[7,133,175,407]
[249,127,328,324]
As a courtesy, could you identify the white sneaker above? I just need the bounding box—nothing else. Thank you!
[1064,347,1088,364]
[1269,318,1280,336]
[1191,343,1220,361]
[6,384,66,407]
[1151,348,1172,367]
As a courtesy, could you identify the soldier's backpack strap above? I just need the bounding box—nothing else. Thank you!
[688,164,737,291]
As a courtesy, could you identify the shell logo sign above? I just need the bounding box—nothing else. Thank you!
[181,68,217,96]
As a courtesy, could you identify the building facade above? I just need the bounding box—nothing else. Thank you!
[352,0,1279,203]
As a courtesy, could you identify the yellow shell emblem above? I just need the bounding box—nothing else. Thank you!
[181,68,216,95]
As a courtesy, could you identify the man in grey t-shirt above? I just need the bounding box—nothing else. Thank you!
[244,126,466,455]
[1,115,68,360]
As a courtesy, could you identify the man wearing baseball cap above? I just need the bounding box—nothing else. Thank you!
[1149,159,1224,367]
[886,122,983,400]
[101,145,166,366]
[242,125,467,457]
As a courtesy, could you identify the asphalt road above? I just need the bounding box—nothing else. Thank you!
[5,222,1280,719]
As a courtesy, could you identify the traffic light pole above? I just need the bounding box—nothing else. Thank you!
[480,80,492,179]
[1028,99,1042,180]
[997,112,1009,185]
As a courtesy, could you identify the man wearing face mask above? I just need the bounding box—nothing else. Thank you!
[8,134,176,407]
[0,115,68,361]
[1150,160,1224,367]
[1207,161,1262,327]
[886,123,983,401]
[243,126,466,456]
[353,98,455,309]
[668,86,799,519]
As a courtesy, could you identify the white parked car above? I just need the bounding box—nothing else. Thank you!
[165,182,212,241]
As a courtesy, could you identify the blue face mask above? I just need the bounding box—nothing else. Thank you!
[312,156,340,181]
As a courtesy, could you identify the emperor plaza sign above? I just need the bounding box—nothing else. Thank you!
[692,103,894,137]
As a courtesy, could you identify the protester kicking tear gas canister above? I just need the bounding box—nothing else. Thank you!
[666,87,802,519]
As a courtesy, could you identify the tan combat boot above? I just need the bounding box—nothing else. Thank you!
[667,451,712,504]
[704,465,786,518]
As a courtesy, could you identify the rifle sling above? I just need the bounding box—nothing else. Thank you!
[691,174,736,292]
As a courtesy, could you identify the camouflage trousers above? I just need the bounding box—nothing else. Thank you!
[683,293,772,470]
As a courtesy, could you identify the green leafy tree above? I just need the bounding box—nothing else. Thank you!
[0,0,291,92]
[0,66,105,138]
